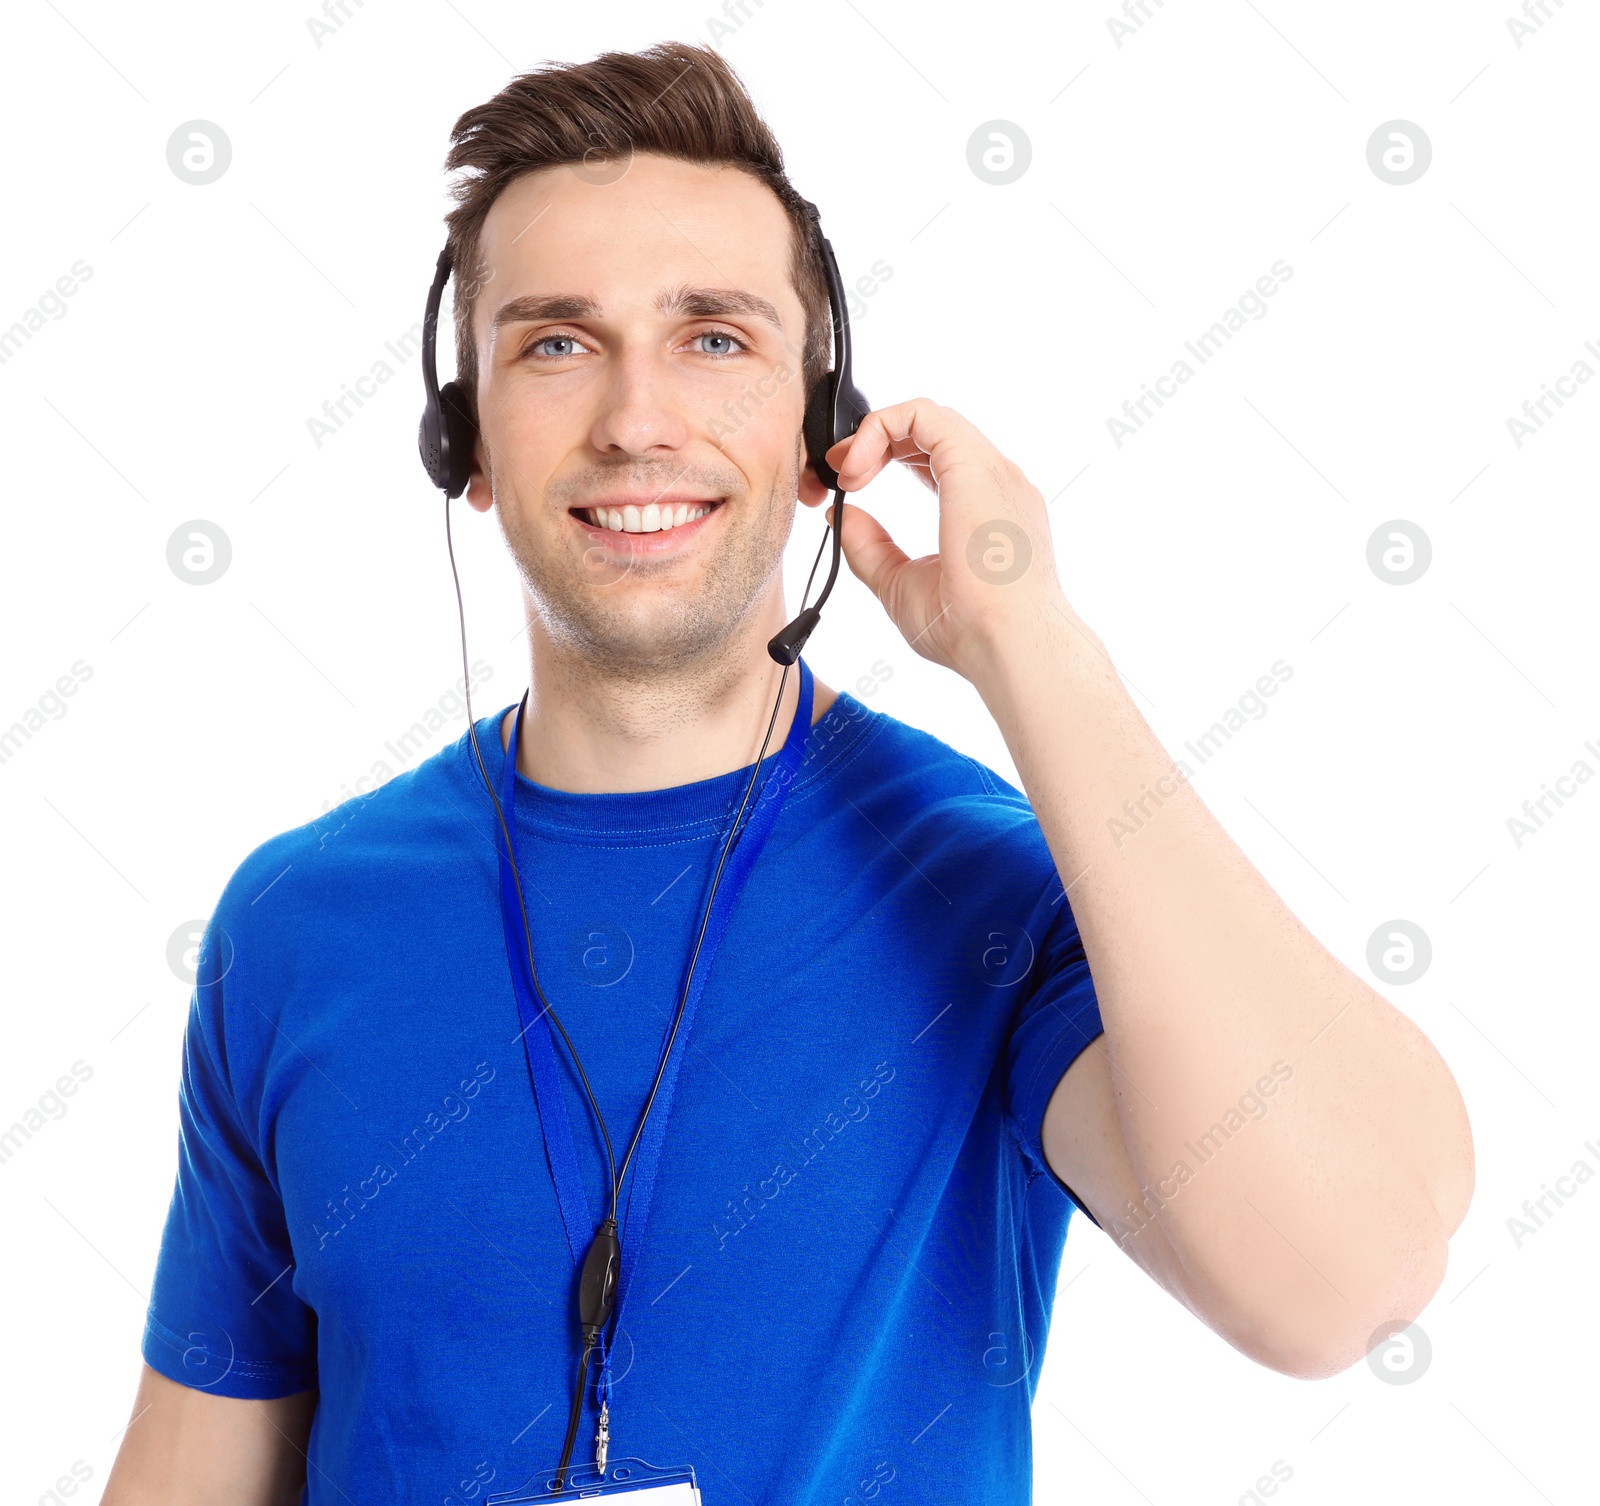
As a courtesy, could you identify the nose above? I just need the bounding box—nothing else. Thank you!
[587,343,690,458]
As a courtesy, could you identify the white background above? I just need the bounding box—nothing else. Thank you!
[1,1,1596,1502]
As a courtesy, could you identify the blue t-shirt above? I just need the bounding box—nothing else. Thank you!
[144,681,1104,1504]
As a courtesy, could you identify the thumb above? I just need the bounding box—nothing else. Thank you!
[831,500,910,607]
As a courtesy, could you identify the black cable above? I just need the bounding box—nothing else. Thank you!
[613,657,790,1199]
[446,498,620,1206]
[801,510,831,608]
[610,508,829,1197]
[808,485,846,615]
[441,489,812,1478]
[552,1335,595,1494]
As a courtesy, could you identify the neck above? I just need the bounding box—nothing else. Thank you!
[502,592,836,794]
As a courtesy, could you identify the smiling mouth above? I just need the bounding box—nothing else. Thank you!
[572,500,722,534]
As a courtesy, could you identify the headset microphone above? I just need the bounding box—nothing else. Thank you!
[769,200,870,664]
[420,189,866,1490]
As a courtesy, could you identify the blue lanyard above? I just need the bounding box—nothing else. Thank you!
[494,658,814,1402]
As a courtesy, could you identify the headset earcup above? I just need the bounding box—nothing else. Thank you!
[835,376,871,448]
[803,371,872,491]
[418,397,447,491]
[803,373,839,488]
[439,380,477,500]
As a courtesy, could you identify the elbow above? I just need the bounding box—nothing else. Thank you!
[1173,1177,1457,1381]
[1430,1098,1477,1240]
[1234,1102,1476,1380]
[1228,1223,1453,1381]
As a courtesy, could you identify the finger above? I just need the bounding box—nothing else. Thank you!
[832,433,934,493]
[831,500,911,606]
[827,399,994,491]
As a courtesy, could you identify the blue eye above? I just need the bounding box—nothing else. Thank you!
[529,334,584,359]
[694,330,746,357]
[522,329,747,361]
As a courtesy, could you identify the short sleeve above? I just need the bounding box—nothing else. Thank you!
[1004,891,1105,1225]
[142,912,317,1398]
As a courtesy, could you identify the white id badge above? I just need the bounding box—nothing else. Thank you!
[487,1458,701,1504]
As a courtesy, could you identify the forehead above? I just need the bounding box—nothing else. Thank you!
[473,154,801,331]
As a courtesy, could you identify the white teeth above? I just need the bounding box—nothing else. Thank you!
[585,503,714,533]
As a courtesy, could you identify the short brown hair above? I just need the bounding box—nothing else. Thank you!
[442,41,830,423]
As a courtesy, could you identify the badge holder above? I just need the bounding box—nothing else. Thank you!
[488,1458,701,1504]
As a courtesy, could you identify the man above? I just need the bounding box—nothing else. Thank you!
[106,40,1473,1505]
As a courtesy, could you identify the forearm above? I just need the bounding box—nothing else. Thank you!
[972,596,1474,1370]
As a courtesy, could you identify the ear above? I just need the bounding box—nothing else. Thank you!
[465,434,493,513]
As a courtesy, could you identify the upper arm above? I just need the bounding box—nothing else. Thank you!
[993,858,1190,1302]
[102,1364,315,1506]
[1041,1040,1200,1311]
[141,913,317,1397]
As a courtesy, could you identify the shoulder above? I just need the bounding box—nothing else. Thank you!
[804,692,1054,871]
[209,715,501,945]
[814,691,1027,804]
[182,718,505,1098]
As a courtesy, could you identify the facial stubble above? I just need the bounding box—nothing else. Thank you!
[491,455,803,684]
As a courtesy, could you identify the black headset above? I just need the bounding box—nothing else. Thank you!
[420,190,869,1488]
[418,196,869,664]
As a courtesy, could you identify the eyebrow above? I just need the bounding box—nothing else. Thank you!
[491,284,784,333]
